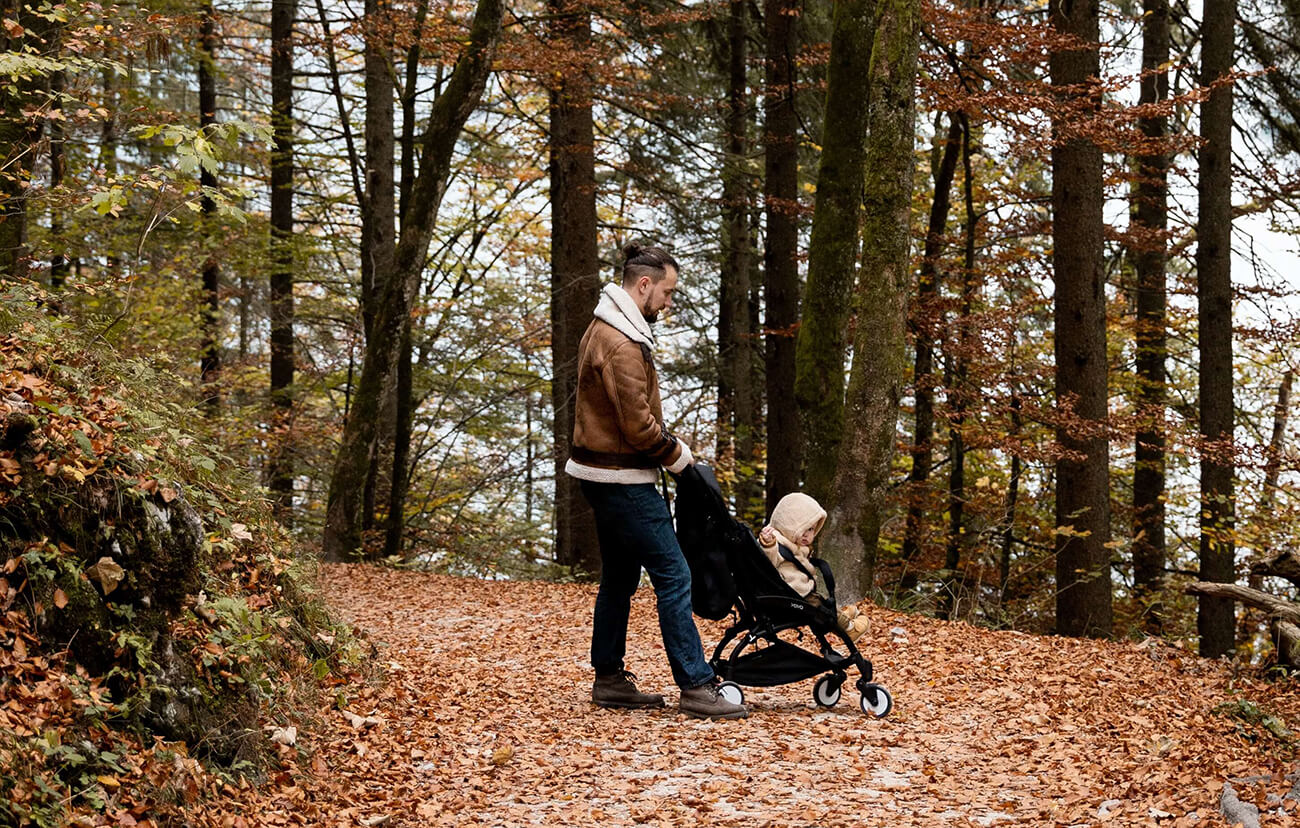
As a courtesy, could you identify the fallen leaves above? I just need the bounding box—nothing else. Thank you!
[192,564,1296,828]
[85,556,125,594]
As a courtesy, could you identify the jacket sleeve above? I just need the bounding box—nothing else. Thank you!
[599,340,684,467]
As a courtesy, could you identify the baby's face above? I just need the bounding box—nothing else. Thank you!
[799,527,816,546]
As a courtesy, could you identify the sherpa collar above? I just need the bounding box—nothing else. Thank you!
[594,283,655,347]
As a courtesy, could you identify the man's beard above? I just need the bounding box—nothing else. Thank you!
[641,297,657,324]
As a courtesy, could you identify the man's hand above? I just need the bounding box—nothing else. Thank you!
[758,526,775,545]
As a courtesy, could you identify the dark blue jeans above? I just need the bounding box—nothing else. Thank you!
[581,480,715,689]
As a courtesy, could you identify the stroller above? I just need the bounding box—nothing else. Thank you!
[673,464,893,718]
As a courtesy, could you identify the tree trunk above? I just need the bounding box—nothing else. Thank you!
[902,113,961,587]
[49,64,68,291]
[359,0,398,537]
[383,318,413,557]
[399,0,430,222]
[1196,0,1236,658]
[1261,370,1292,515]
[0,0,43,280]
[199,0,222,412]
[101,55,119,280]
[940,115,978,621]
[794,0,872,505]
[1185,582,1300,626]
[718,0,752,506]
[739,213,765,517]
[820,0,918,602]
[384,1,431,557]
[322,0,503,561]
[548,0,601,576]
[1050,0,1113,638]
[763,0,802,514]
[1130,0,1170,634]
[1252,550,1300,589]
[1187,583,1300,669]
[268,0,297,522]
[999,390,1022,609]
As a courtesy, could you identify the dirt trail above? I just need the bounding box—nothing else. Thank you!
[257,564,1299,827]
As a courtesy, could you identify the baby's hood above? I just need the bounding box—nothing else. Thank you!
[769,493,827,545]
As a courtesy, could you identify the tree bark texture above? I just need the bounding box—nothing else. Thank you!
[322,0,503,561]
[794,0,873,505]
[717,0,755,515]
[1050,0,1113,638]
[399,0,430,221]
[999,390,1023,608]
[384,1,432,557]
[1260,370,1292,516]
[383,319,414,557]
[902,113,961,582]
[359,0,399,533]
[1130,0,1170,634]
[359,0,395,348]
[763,0,802,514]
[1196,0,1236,658]
[548,0,602,575]
[49,64,68,290]
[100,59,119,279]
[1185,581,1300,626]
[199,0,222,411]
[269,0,297,521]
[1252,550,1300,589]
[1187,582,1300,668]
[0,0,44,280]
[940,116,978,621]
[820,0,918,602]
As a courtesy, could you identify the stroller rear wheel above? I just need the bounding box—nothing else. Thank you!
[858,683,893,718]
[813,675,843,708]
[718,680,745,706]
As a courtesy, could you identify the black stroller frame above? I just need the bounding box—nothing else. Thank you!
[708,535,892,717]
[675,464,893,717]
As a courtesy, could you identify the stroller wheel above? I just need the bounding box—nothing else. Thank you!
[859,683,893,718]
[813,675,842,708]
[718,681,745,706]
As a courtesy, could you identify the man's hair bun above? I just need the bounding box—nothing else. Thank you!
[619,241,678,287]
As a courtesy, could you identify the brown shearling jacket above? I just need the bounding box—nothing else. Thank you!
[569,317,684,474]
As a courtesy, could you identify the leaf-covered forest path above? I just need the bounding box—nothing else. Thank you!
[248,564,1300,827]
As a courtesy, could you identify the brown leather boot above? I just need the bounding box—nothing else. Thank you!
[679,679,749,719]
[592,671,665,709]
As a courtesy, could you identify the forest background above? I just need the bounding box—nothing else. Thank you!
[4,0,1300,665]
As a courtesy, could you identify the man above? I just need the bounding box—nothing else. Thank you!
[565,242,748,720]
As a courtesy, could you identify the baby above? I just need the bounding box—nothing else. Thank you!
[757,492,870,643]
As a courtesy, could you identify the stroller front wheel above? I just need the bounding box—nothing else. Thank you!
[813,675,842,708]
[717,681,745,706]
[859,683,893,718]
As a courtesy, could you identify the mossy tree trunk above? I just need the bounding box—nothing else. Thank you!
[819,0,919,602]
[322,0,503,561]
[794,0,873,506]
[198,0,222,411]
[268,0,297,521]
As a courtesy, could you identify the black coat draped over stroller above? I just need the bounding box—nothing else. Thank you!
[674,464,893,717]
